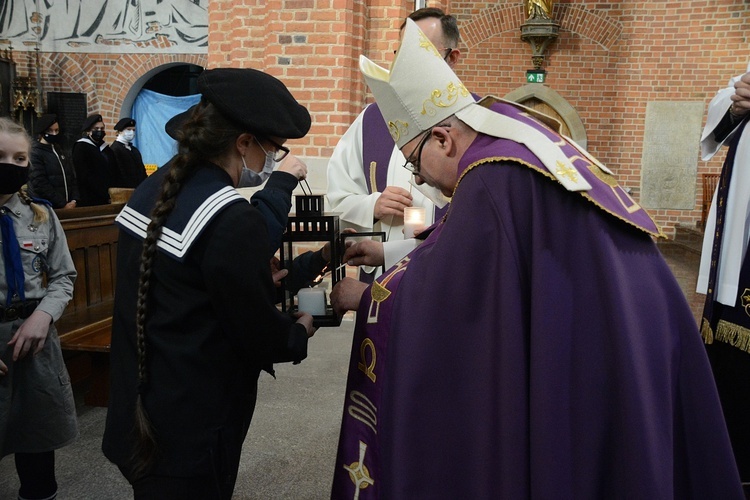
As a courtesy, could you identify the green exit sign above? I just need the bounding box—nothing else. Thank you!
[526,70,546,83]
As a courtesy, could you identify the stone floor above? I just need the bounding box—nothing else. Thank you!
[0,320,355,500]
[0,242,707,499]
[658,242,703,325]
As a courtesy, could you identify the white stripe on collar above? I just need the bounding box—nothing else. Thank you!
[77,136,108,152]
[116,186,248,259]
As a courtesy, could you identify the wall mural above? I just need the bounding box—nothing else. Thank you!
[0,0,208,53]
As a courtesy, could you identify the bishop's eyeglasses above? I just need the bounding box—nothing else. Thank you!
[393,47,454,62]
[401,129,432,175]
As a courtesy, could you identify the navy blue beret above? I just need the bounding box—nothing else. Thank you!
[34,114,58,135]
[197,68,311,139]
[114,117,136,131]
[81,114,103,133]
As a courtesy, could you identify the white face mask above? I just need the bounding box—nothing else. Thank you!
[240,154,272,182]
[241,155,252,175]
[253,137,279,177]
[239,164,261,187]
[261,150,275,176]
[408,176,451,209]
[121,130,135,142]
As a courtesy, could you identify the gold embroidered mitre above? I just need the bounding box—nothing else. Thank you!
[359,18,475,148]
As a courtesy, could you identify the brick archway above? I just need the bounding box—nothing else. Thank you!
[107,54,208,117]
[38,52,207,126]
[42,53,99,109]
[462,3,622,51]
[505,83,588,148]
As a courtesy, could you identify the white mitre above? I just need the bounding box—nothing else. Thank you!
[360,18,592,192]
[359,18,475,148]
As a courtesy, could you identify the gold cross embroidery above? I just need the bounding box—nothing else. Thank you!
[556,160,579,183]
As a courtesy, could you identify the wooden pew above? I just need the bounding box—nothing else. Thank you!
[55,204,121,407]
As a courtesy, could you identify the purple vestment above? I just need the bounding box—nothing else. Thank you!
[331,105,743,498]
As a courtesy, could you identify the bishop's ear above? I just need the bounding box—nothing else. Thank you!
[432,126,453,153]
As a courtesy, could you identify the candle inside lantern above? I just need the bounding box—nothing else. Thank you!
[297,287,326,316]
[403,206,426,238]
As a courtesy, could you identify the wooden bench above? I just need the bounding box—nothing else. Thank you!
[55,204,121,407]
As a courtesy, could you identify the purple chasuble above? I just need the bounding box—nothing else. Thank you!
[331,106,743,498]
[481,99,663,238]
[331,224,444,499]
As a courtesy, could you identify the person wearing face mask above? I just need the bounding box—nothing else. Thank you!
[72,113,116,206]
[103,68,318,498]
[110,117,147,189]
[0,117,78,500]
[166,104,307,190]
[238,135,276,187]
[165,105,330,295]
[27,114,80,209]
[165,105,308,255]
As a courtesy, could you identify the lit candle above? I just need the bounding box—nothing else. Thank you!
[403,206,426,238]
[297,288,326,316]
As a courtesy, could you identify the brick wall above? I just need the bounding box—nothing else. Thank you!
[15,0,750,236]
[14,53,207,133]
[450,0,748,235]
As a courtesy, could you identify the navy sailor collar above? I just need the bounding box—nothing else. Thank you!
[76,136,108,152]
[116,163,247,262]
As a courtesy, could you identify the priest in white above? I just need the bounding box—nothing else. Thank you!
[326,9,461,280]
[697,61,750,484]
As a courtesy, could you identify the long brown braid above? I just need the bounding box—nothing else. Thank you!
[129,99,246,478]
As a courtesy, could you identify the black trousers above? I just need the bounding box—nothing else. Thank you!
[15,451,57,499]
[706,339,750,482]
[131,474,237,500]
[125,463,238,500]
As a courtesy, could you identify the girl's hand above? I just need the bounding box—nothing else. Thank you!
[292,312,317,338]
[8,310,52,361]
[278,154,308,180]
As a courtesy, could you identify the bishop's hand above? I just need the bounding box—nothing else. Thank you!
[343,239,385,267]
[331,277,369,316]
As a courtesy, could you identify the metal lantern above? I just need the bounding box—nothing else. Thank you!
[279,194,387,327]
[280,194,343,327]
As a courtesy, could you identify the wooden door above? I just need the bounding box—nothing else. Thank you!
[520,97,571,137]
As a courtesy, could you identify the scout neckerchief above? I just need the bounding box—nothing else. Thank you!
[0,205,25,306]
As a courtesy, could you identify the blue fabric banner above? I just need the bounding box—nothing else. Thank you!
[131,89,201,169]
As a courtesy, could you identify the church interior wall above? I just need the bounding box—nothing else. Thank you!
[2,0,747,236]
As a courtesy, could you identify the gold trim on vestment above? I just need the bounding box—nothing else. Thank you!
[701,318,714,344]
[453,157,665,239]
[585,161,617,186]
[702,318,750,354]
[371,281,391,303]
[369,162,378,193]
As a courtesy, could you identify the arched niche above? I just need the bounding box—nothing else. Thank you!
[121,63,204,116]
[504,83,587,149]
